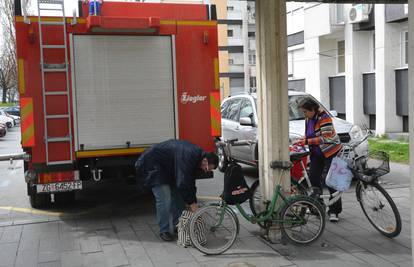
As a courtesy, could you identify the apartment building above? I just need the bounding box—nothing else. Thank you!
[286,3,409,134]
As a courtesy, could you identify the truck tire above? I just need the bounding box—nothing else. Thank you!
[29,192,51,209]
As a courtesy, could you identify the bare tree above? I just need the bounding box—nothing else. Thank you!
[0,0,17,103]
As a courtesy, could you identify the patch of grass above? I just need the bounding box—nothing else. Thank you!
[0,103,17,107]
[368,138,409,164]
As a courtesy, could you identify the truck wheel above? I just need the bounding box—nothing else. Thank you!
[29,192,51,209]
[54,191,76,205]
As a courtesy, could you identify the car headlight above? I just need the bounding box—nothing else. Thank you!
[350,125,363,140]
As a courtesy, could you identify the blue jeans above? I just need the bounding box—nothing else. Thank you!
[89,1,101,15]
[151,184,186,234]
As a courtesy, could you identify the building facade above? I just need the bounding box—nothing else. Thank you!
[286,3,409,134]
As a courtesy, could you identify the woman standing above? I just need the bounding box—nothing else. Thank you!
[296,97,343,222]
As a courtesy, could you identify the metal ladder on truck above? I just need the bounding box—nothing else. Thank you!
[37,0,73,165]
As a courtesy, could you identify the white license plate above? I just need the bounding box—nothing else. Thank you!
[36,181,82,193]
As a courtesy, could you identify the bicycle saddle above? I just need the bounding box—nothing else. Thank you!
[290,150,310,162]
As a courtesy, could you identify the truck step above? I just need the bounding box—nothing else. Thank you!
[46,137,71,142]
[40,21,65,26]
[45,91,68,96]
[38,0,63,5]
[47,160,73,166]
[39,7,64,11]
[46,114,70,119]
[42,45,66,49]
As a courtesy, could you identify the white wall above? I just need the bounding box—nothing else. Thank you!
[375,4,403,134]
[319,37,338,108]
[287,7,304,35]
[304,4,332,39]
[344,23,371,126]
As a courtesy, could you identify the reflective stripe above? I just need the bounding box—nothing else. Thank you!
[210,92,221,136]
[18,59,25,95]
[21,98,35,147]
[213,58,219,90]
[76,147,147,158]
[160,20,217,26]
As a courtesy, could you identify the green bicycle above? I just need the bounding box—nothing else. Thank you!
[189,139,326,255]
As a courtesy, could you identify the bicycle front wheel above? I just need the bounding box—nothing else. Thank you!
[280,196,325,245]
[356,182,402,238]
[189,204,238,255]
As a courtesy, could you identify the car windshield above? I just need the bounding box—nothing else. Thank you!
[253,94,328,121]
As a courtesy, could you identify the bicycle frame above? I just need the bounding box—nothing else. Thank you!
[212,169,307,228]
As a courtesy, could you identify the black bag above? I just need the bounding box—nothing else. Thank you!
[223,163,250,205]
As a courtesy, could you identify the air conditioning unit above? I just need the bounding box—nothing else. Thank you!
[348,4,371,23]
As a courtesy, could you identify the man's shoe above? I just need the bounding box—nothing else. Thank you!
[329,213,339,223]
[159,232,174,242]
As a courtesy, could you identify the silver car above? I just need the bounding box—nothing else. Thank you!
[217,91,368,172]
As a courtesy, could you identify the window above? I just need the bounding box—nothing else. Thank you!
[250,77,256,89]
[337,40,345,73]
[227,29,233,37]
[227,6,234,11]
[239,99,254,120]
[248,54,256,65]
[248,32,255,37]
[402,31,408,67]
[228,58,234,65]
[226,98,242,121]
[221,100,231,119]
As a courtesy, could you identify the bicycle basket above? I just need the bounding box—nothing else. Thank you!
[355,150,389,182]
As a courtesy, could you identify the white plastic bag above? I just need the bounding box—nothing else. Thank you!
[177,210,206,247]
[326,156,353,192]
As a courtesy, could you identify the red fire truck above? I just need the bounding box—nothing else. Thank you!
[14,0,220,208]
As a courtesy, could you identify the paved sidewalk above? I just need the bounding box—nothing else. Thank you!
[0,185,411,267]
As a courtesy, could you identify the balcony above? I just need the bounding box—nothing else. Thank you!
[304,4,344,39]
[229,64,244,73]
[228,37,243,46]
[249,39,256,51]
[227,10,242,20]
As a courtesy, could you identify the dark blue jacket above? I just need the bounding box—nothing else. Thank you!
[135,139,205,204]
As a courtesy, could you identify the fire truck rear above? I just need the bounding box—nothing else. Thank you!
[14,0,220,208]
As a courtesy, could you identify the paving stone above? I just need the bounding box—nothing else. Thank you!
[0,225,22,243]
[37,261,61,267]
[80,235,102,254]
[0,242,19,267]
[101,243,129,267]
[97,229,119,245]
[14,248,38,267]
[352,251,398,267]
[124,244,153,267]
[82,251,109,267]
[61,251,83,267]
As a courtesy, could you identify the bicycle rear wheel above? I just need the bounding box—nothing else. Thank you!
[189,204,238,255]
[356,182,402,238]
[280,196,325,245]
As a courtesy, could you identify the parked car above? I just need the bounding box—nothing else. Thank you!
[4,106,20,117]
[0,123,6,137]
[0,114,14,128]
[217,91,368,172]
[0,109,20,126]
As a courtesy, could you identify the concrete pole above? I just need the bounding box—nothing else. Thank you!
[408,0,414,260]
[375,4,403,134]
[344,23,370,126]
[255,0,290,199]
[242,7,250,93]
